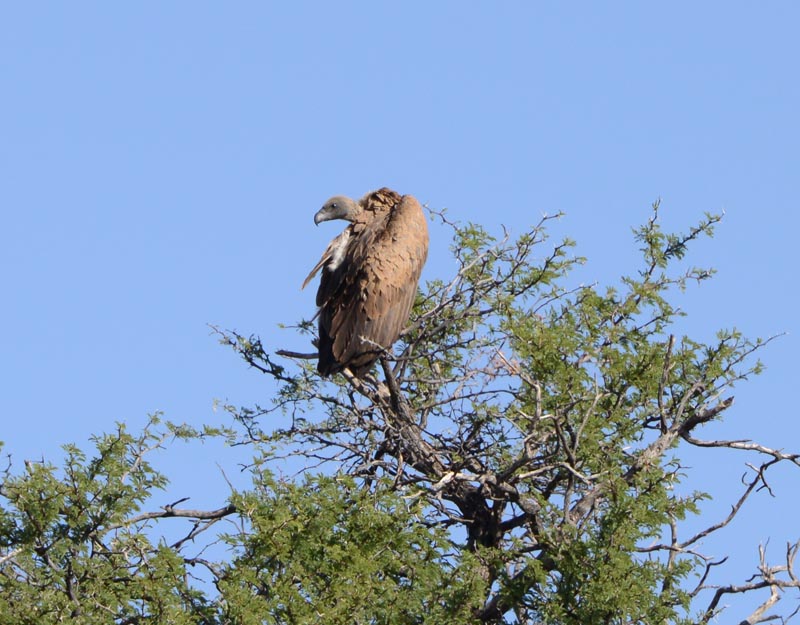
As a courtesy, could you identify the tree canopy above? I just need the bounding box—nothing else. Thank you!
[2,205,798,624]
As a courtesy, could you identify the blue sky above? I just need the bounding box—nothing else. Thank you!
[2,3,798,620]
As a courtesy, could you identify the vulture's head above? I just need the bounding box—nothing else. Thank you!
[314,196,360,225]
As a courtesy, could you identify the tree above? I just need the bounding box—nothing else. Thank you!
[1,205,798,624]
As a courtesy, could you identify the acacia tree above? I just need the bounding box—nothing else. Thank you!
[1,206,798,624]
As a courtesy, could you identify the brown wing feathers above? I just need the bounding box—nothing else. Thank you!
[304,188,429,377]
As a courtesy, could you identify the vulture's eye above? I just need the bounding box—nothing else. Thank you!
[331,203,338,210]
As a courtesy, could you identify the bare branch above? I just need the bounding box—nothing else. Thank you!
[107,503,237,531]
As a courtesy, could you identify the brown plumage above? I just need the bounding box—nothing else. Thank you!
[302,188,429,377]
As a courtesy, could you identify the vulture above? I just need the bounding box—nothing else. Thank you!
[302,188,429,378]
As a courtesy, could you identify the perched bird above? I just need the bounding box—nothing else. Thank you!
[302,188,429,377]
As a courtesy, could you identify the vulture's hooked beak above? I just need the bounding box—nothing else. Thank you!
[314,205,342,225]
[314,196,355,225]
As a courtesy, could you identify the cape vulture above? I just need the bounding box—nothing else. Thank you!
[302,188,429,378]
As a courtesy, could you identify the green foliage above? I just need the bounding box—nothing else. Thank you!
[218,473,485,625]
[0,416,212,624]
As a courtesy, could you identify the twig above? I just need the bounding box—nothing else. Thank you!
[275,350,317,359]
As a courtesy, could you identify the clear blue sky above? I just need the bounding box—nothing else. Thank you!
[2,3,798,620]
